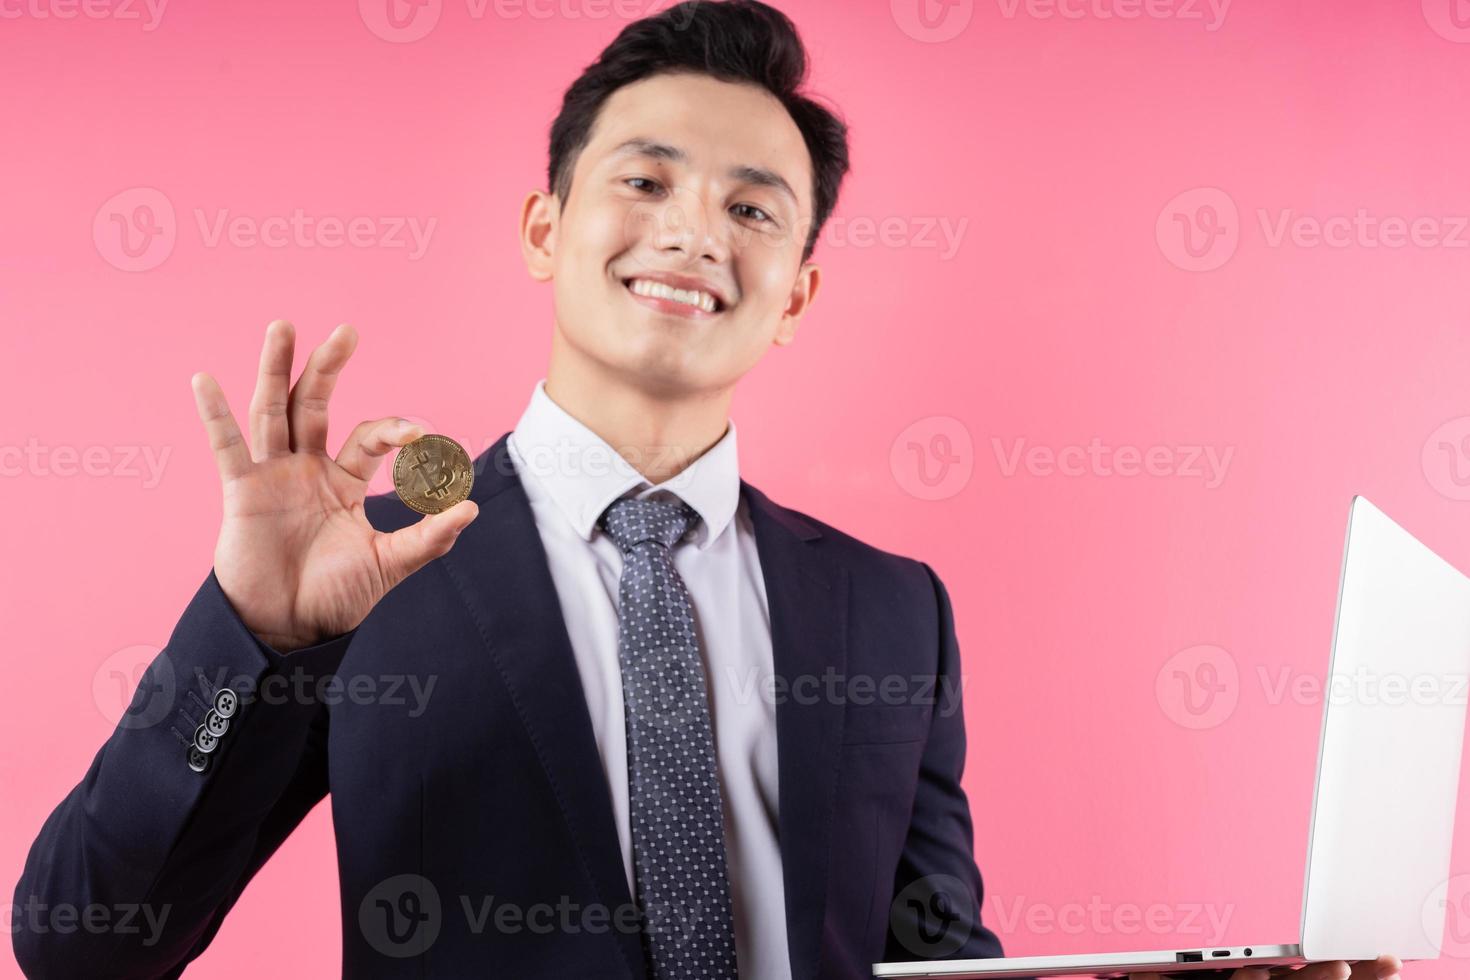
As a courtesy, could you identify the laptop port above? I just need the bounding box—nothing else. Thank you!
[1178,952,1203,962]
[1212,950,1231,957]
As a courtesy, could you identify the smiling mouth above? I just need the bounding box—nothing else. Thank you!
[621,277,727,315]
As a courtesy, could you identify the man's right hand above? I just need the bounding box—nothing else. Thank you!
[191,320,479,654]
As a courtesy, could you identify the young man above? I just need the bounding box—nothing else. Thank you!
[10,2,1399,979]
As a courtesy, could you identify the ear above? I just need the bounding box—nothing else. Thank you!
[520,189,556,282]
[772,262,822,347]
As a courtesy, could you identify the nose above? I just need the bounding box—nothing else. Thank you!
[645,185,731,266]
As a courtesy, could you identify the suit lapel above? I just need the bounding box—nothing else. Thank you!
[742,479,850,980]
[439,433,644,979]
[439,433,849,980]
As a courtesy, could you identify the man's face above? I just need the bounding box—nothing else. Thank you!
[524,71,820,398]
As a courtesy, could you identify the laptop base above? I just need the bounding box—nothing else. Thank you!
[873,943,1306,978]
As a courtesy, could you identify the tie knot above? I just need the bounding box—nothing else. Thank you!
[598,495,700,553]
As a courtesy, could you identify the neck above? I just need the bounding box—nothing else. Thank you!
[544,338,732,486]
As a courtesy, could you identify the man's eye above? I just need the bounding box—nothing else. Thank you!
[625,180,771,225]
[732,203,772,224]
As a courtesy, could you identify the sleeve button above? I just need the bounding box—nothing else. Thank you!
[193,725,219,754]
[187,745,211,773]
[213,688,238,719]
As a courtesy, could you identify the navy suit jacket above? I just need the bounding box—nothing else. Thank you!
[13,433,1007,978]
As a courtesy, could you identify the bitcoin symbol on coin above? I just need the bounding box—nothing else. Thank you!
[392,434,473,515]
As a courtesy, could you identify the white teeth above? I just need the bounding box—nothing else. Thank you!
[626,278,719,313]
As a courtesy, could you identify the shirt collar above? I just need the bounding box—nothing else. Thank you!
[506,378,741,551]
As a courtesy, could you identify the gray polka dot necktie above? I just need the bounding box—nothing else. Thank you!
[597,494,738,979]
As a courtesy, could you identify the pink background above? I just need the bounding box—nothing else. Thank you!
[5,0,1470,975]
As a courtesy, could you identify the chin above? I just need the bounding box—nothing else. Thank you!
[614,350,711,397]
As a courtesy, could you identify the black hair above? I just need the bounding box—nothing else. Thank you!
[546,0,850,263]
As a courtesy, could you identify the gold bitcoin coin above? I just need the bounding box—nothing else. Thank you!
[392,434,474,515]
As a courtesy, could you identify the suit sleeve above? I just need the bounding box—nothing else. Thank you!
[11,569,357,979]
[882,561,1015,966]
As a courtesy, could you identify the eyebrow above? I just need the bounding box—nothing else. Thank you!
[607,137,800,209]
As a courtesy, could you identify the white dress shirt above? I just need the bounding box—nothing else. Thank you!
[506,378,792,979]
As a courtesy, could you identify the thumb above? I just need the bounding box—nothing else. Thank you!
[377,499,479,591]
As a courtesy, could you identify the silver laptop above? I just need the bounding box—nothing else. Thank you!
[875,495,1470,978]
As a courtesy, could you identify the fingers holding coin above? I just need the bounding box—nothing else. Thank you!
[337,417,426,484]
